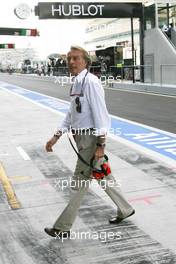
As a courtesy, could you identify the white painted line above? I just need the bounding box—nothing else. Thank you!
[3,73,53,83]
[16,146,31,161]
[0,86,66,116]
[14,76,54,83]
[2,82,175,138]
[1,83,176,166]
[5,74,176,98]
[0,82,70,105]
[105,86,176,98]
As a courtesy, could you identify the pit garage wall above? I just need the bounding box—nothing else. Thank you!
[144,28,176,85]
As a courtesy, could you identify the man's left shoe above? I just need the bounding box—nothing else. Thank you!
[109,209,135,224]
[44,227,70,238]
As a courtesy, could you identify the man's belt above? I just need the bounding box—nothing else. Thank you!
[71,128,95,135]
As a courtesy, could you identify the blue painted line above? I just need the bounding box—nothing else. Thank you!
[1,83,176,161]
[4,85,69,113]
[111,118,176,160]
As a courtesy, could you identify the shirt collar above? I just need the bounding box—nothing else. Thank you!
[75,69,88,81]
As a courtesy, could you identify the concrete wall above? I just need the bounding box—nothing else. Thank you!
[144,28,176,85]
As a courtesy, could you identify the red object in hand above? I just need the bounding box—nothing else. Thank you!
[92,155,111,179]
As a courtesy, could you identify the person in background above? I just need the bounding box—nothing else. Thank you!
[166,23,174,39]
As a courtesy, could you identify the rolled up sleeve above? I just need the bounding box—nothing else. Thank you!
[55,108,71,134]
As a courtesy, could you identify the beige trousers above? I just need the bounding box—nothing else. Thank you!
[54,132,134,231]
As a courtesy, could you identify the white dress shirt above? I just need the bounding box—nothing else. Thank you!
[56,69,111,136]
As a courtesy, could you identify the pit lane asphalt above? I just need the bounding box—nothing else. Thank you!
[1,74,176,263]
[0,73,176,134]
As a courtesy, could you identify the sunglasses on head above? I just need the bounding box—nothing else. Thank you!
[75,97,82,113]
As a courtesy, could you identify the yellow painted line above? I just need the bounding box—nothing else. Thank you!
[10,176,31,182]
[0,163,21,210]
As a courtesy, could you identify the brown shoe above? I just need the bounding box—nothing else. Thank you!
[44,227,70,238]
[109,210,135,224]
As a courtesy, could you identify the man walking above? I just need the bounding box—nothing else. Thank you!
[45,46,135,238]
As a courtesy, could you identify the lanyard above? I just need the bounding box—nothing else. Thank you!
[70,70,88,97]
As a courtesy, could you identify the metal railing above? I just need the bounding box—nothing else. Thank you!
[0,65,154,84]
[109,65,153,83]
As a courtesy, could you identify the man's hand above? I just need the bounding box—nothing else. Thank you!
[45,136,59,152]
[94,146,104,160]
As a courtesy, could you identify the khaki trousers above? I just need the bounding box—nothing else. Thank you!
[54,132,134,231]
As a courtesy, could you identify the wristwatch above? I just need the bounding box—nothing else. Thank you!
[54,134,60,139]
[96,143,106,147]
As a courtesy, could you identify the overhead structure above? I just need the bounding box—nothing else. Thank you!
[0,28,39,36]
[34,2,143,19]
[34,1,145,82]
[0,44,15,49]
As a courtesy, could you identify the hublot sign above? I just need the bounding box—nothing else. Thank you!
[35,2,143,19]
[51,4,105,17]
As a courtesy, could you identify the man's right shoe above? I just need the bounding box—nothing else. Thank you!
[109,209,135,224]
[44,227,70,238]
